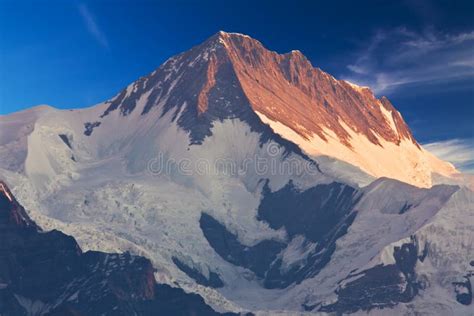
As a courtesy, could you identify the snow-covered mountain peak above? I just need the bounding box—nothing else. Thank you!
[2,32,459,188]
[0,31,472,316]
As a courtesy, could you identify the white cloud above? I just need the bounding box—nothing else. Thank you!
[344,28,474,94]
[78,3,109,49]
[423,139,474,173]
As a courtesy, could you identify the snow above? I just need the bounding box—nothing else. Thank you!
[255,110,458,188]
[279,235,316,273]
[378,236,413,265]
[218,31,251,39]
[287,178,459,309]
[0,103,328,312]
[378,103,398,132]
[344,80,369,93]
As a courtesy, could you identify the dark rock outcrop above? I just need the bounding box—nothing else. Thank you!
[319,237,423,314]
[258,181,361,289]
[453,276,472,306]
[199,213,286,279]
[172,257,224,288]
[58,134,72,149]
[83,121,101,136]
[258,181,360,242]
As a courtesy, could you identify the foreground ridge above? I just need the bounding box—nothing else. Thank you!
[0,181,234,316]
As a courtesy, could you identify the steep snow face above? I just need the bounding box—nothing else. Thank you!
[343,80,370,93]
[256,111,457,188]
[407,188,474,313]
[0,106,50,173]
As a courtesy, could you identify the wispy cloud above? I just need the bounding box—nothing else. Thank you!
[78,3,109,49]
[344,27,474,94]
[423,138,474,173]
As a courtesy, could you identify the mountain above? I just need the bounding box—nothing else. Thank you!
[0,31,472,315]
[97,31,456,187]
[0,32,458,189]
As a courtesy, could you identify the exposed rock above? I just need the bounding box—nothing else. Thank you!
[319,237,422,314]
[257,181,360,289]
[83,121,101,136]
[172,256,224,288]
[199,212,286,279]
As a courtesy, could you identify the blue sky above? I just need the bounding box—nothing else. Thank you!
[1,0,473,170]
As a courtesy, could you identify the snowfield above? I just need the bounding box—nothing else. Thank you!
[0,100,472,314]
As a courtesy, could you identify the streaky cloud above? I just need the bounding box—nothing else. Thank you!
[424,138,474,174]
[78,3,109,49]
[344,28,474,94]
